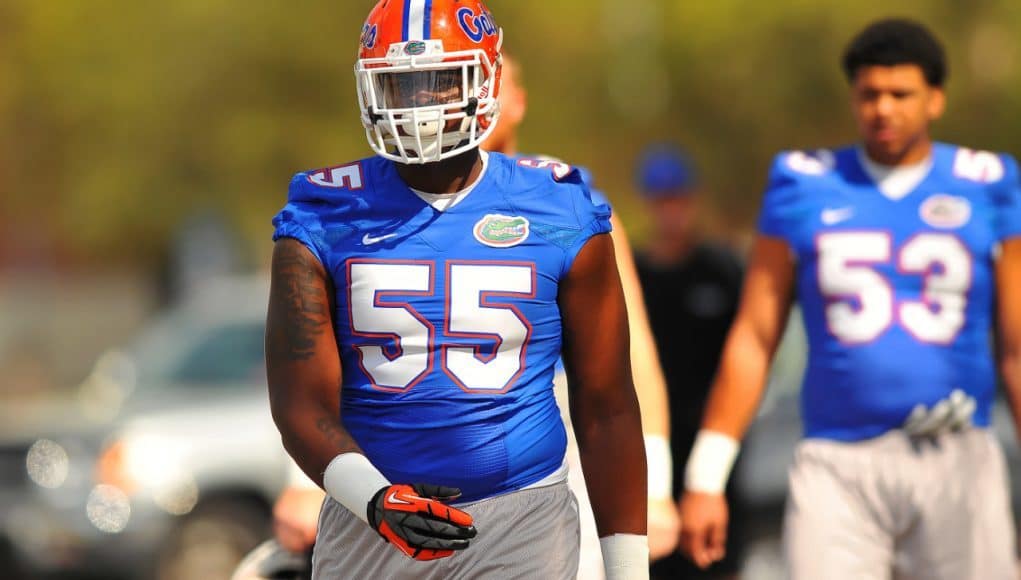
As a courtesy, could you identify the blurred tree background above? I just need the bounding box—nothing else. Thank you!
[1,0,1019,272]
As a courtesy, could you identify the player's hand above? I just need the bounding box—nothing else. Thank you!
[367,483,477,561]
[679,491,728,569]
[903,389,976,437]
[647,497,680,561]
[273,486,326,553]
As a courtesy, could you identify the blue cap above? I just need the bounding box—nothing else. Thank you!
[635,144,697,197]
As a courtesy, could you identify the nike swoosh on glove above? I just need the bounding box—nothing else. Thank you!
[367,483,477,561]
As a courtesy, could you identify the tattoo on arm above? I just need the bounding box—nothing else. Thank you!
[315,416,361,455]
[270,240,332,361]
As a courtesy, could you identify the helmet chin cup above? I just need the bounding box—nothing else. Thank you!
[414,112,441,138]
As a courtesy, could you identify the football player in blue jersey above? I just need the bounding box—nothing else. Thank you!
[679,18,1021,579]
[255,51,678,580]
[264,1,648,579]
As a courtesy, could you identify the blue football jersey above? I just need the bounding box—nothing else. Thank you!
[272,152,611,501]
[758,143,1021,441]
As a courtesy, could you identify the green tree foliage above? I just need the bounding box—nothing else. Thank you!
[1,1,1018,266]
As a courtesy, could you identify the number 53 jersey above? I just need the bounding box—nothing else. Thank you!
[272,152,611,502]
[759,143,1021,442]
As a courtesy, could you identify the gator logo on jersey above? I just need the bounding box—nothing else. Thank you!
[473,214,529,247]
[920,194,971,229]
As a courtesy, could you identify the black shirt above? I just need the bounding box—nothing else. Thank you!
[639,242,746,577]
[634,242,743,452]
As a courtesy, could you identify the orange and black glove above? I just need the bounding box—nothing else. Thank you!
[366,483,477,561]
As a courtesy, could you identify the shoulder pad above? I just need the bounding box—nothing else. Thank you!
[951,147,1008,184]
[289,159,373,203]
[514,156,579,183]
[777,149,836,177]
[306,162,366,190]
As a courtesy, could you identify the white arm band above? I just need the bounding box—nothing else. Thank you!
[600,534,650,580]
[644,435,673,501]
[322,452,391,524]
[684,430,740,494]
[286,457,321,490]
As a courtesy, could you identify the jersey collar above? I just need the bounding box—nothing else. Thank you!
[855,146,934,201]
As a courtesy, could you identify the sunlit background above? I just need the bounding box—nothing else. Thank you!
[2,1,1020,578]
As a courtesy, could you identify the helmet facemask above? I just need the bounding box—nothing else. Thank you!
[356,39,502,164]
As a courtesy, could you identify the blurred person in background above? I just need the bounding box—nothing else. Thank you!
[631,145,745,580]
[680,18,1021,580]
[265,0,649,578]
[249,50,679,580]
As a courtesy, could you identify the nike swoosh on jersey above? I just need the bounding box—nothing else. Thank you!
[362,232,399,245]
[820,207,855,225]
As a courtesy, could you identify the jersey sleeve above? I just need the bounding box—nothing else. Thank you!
[558,169,613,278]
[992,153,1021,241]
[271,173,331,267]
[573,162,613,211]
[756,153,804,244]
[587,187,612,209]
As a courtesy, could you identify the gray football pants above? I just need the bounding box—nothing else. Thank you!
[311,480,580,579]
[784,428,1016,580]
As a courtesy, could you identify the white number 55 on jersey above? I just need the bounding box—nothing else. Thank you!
[348,260,534,393]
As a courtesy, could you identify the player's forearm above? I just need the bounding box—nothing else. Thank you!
[700,235,793,440]
[999,346,1021,439]
[267,370,392,527]
[1000,306,1021,425]
[574,396,648,537]
[682,326,773,496]
[270,395,363,487]
[996,239,1021,441]
[701,324,775,440]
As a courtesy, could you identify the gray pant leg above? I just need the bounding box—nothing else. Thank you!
[785,429,1017,580]
[453,482,580,579]
[784,439,895,580]
[312,481,580,580]
[312,496,451,580]
[894,429,1016,580]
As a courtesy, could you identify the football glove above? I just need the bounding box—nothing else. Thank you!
[366,483,477,561]
[903,389,976,437]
